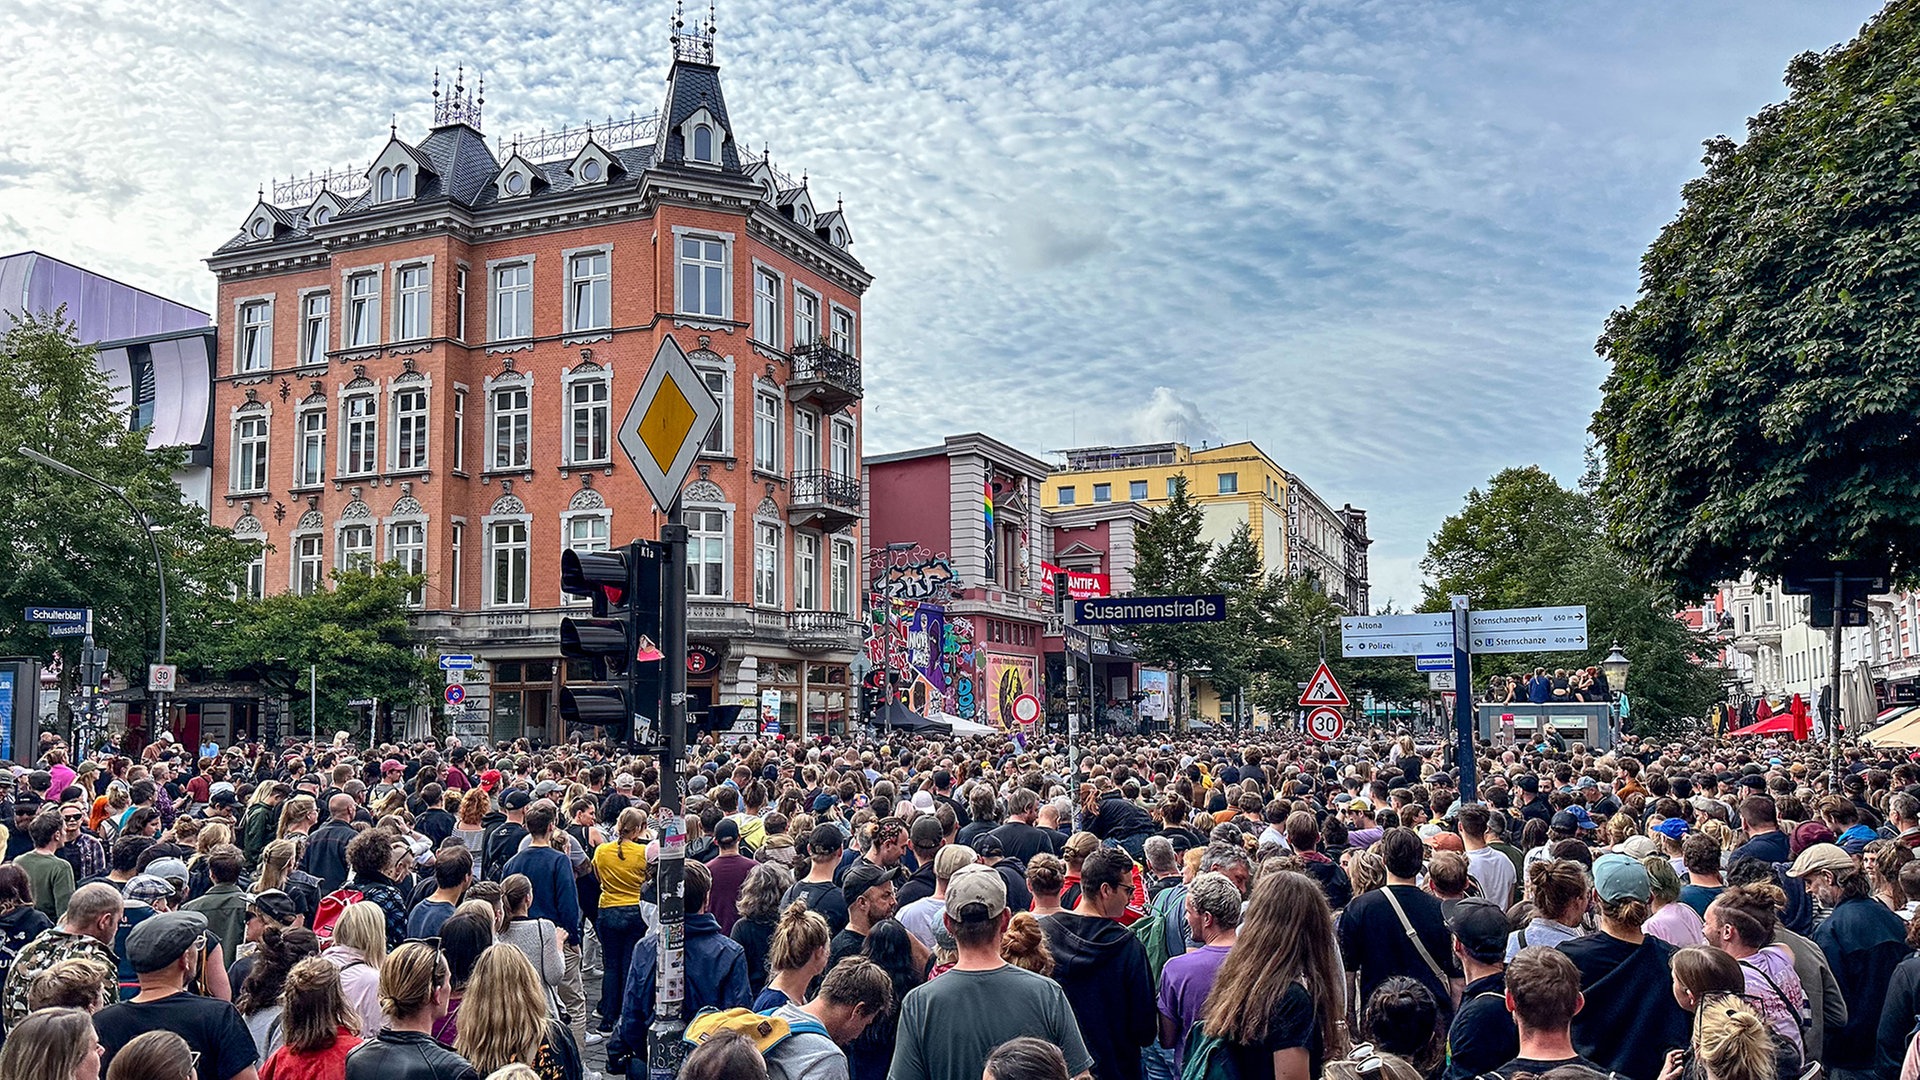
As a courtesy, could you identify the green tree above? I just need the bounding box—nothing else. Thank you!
[1205,523,1279,714]
[174,564,439,735]
[1592,4,1920,596]
[0,311,252,727]
[1125,475,1215,728]
[1422,467,1723,731]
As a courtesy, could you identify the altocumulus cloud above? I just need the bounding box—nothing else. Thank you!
[0,0,1887,606]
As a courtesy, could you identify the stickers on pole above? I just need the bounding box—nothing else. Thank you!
[1297,662,1350,708]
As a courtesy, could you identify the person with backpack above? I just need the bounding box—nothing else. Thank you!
[1156,872,1241,1070]
[762,954,893,1080]
[482,791,533,882]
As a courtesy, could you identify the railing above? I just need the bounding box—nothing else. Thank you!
[497,113,660,162]
[273,166,372,206]
[790,342,862,394]
[788,610,855,649]
[790,470,860,509]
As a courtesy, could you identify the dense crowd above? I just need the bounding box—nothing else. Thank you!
[2,722,1920,1080]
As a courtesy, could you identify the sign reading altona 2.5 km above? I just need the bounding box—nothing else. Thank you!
[1339,605,1588,657]
[1073,595,1228,625]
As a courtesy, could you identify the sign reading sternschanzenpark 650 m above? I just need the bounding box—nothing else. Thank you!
[1072,595,1227,625]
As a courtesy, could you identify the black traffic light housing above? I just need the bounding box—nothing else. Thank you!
[1780,559,1888,629]
[560,541,665,743]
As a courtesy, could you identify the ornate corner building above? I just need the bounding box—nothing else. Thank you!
[204,20,870,743]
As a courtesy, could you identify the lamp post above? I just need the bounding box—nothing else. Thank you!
[1601,641,1631,743]
[19,447,170,743]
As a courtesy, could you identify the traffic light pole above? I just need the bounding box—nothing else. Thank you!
[648,507,690,1080]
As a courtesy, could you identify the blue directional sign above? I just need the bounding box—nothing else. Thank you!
[25,607,89,624]
[1072,595,1226,625]
[46,623,87,638]
[438,654,475,671]
[1415,654,1454,672]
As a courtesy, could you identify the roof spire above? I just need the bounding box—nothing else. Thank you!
[673,0,716,64]
[433,63,484,130]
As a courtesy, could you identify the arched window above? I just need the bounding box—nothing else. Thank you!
[394,165,409,198]
[312,206,331,225]
[377,168,393,202]
[693,124,713,162]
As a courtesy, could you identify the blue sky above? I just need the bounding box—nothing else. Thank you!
[0,0,1887,607]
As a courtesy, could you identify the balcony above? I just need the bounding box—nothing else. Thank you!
[788,609,857,652]
[788,342,863,414]
[688,602,756,639]
[789,469,861,532]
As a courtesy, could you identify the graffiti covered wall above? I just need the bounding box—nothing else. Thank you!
[866,600,979,721]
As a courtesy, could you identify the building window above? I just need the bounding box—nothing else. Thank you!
[295,408,326,487]
[342,394,377,475]
[830,418,855,477]
[392,387,429,471]
[294,534,324,595]
[794,409,819,472]
[568,377,610,464]
[232,415,268,493]
[1217,473,1238,494]
[244,547,266,600]
[489,520,530,606]
[831,538,854,615]
[376,165,410,203]
[391,521,426,606]
[452,389,467,472]
[692,124,714,163]
[395,264,430,340]
[754,268,782,349]
[697,367,729,454]
[450,522,465,607]
[795,532,820,610]
[677,235,727,318]
[238,301,271,372]
[1093,483,1111,503]
[455,267,469,342]
[339,523,374,573]
[491,262,533,341]
[1129,479,1147,500]
[1167,477,1180,499]
[688,509,727,598]
[794,289,820,347]
[830,308,855,355]
[568,251,611,332]
[344,272,379,347]
[491,385,530,470]
[754,390,781,473]
[300,293,329,365]
[1057,486,1075,506]
[754,521,780,607]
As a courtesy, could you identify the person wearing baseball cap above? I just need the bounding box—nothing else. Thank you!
[887,864,1093,1080]
[1558,853,1690,1080]
[706,818,756,933]
[1790,839,1906,1076]
[93,910,257,1080]
[1445,897,1520,1080]
[832,862,902,968]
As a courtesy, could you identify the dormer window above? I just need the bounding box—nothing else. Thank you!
[311,207,331,225]
[693,125,714,163]
[795,204,811,227]
[496,154,542,200]
[251,218,273,240]
[504,172,526,195]
[377,165,413,202]
[581,159,601,182]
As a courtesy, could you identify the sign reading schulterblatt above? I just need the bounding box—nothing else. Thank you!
[1072,595,1227,625]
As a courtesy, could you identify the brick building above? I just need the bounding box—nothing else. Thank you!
[205,28,869,742]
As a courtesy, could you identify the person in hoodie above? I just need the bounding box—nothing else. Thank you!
[1039,846,1155,1080]
[609,859,749,1075]
[1556,854,1690,1080]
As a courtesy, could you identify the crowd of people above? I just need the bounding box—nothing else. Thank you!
[3,721,1920,1080]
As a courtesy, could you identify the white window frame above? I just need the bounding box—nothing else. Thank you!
[564,247,612,334]
[1057,485,1076,506]
[231,412,270,494]
[695,359,732,456]
[753,388,781,474]
[298,290,330,366]
[455,266,470,343]
[830,417,855,478]
[686,506,730,600]
[793,287,821,348]
[393,260,432,341]
[673,228,733,320]
[293,533,325,596]
[345,269,382,348]
[564,368,611,466]
[388,518,427,607]
[391,384,430,471]
[794,531,820,611]
[560,512,611,604]
[337,521,375,573]
[753,519,781,608]
[830,537,855,616]
[243,545,267,601]
[340,391,378,476]
[488,258,535,342]
[236,297,273,373]
[485,515,532,609]
[794,408,820,474]
[449,521,466,608]
[753,264,783,349]
[294,405,326,488]
[829,304,856,356]
[489,379,532,471]
[1093,483,1111,503]
[452,387,468,473]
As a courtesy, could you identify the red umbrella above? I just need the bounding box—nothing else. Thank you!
[1790,693,1812,742]
[1756,698,1774,722]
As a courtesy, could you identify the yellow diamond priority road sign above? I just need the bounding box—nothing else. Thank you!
[618,336,721,510]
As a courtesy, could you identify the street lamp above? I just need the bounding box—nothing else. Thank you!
[18,447,169,665]
[1601,642,1630,744]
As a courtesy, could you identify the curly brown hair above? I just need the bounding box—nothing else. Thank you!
[1000,912,1054,976]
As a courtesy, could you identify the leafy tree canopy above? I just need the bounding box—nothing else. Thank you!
[1592,3,1920,596]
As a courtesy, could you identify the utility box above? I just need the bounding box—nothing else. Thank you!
[0,659,45,764]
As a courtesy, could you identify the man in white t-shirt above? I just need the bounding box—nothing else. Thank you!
[1459,805,1516,908]
[897,845,975,949]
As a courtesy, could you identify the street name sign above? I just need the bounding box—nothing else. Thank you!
[25,606,88,624]
[1072,595,1226,625]
[1306,706,1344,741]
[617,335,722,511]
[47,623,87,638]
[1341,613,1453,657]
[438,654,475,671]
[1298,661,1350,708]
[1346,605,1590,657]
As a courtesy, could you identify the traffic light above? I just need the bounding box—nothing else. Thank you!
[559,541,664,743]
[80,646,108,688]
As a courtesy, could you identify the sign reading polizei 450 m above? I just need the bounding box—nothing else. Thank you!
[1072,595,1227,625]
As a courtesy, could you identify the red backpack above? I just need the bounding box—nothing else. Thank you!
[311,886,364,946]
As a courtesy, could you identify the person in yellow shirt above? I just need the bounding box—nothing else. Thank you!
[591,807,651,1037]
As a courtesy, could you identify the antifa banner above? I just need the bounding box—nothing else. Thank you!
[1038,562,1110,600]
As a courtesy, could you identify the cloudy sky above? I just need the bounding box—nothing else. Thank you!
[0,0,1886,607]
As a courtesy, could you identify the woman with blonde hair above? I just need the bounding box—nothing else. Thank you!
[323,901,389,1039]
[454,945,582,1080]
[757,900,829,1011]
[260,957,363,1080]
[277,795,318,841]
[0,1006,101,1080]
[496,875,565,1015]
[591,805,650,1036]
[344,942,476,1080]
[1197,870,1349,1079]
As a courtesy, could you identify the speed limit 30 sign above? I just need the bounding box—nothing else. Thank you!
[1306,706,1345,742]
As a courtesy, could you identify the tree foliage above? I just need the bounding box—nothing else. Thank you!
[1592,3,1920,596]
[1421,467,1725,731]
[0,311,253,716]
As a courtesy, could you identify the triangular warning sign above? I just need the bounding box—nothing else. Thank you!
[1298,661,1350,707]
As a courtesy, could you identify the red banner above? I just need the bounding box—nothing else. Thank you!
[1039,562,1110,600]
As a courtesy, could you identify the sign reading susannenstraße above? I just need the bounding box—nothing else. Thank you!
[1072,595,1227,625]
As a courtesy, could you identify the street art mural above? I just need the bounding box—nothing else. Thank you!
[877,557,961,603]
[864,599,979,721]
[985,653,1037,730]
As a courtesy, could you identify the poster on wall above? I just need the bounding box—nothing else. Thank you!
[1139,669,1170,722]
[759,688,783,734]
[985,653,1039,730]
[0,667,12,761]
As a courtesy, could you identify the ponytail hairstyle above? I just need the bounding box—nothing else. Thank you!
[1709,883,1784,948]
[236,926,321,1016]
[768,899,830,974]
[614,807,647,856]
[1528,859,1591,925]
[279,956,362,1053]
[258,838,298,892]
[1695,997,1779,1080]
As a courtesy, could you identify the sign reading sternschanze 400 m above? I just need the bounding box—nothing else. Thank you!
[1073,595,1228,625]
